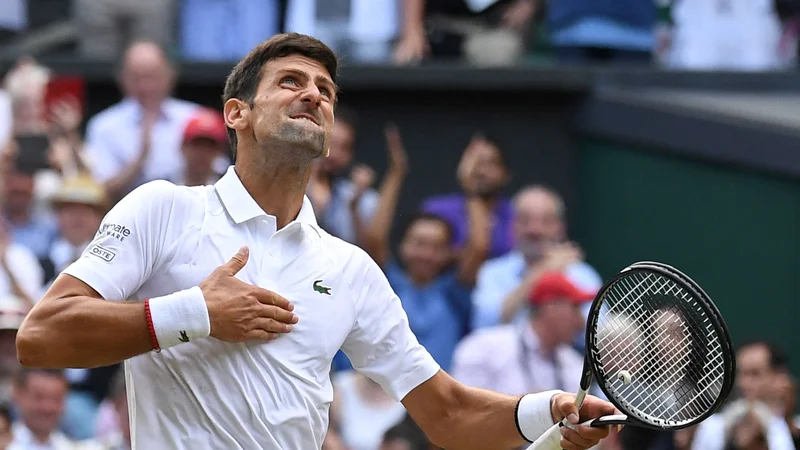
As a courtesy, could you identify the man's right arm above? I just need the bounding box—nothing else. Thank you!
[16,274,154,368]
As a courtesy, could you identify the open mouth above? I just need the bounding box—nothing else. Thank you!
[290,114,320,126]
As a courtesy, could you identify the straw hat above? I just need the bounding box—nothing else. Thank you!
[50,174,107,210]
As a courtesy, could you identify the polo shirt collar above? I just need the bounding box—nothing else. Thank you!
[214,166,320,231]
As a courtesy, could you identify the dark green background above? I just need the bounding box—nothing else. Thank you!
[575,140,800,376]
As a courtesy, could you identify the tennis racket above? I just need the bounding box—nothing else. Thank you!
[526,261,735,449]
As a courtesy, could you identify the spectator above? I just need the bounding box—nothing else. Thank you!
[74,0,175,60]
[544,0,657,65]
[84,40,200,202]
[379,414,431,450]
[169,108,227,186]
[3,58,49,136]
[471,185,602,332]
[421,133,513,259]
[0,403,12,450]
[772,370,800,448]
[691,340,796,450]
[10,369,101,450]
[0,295,28,405]
[393,0,534,65]
[331,371,407,450]
[94,370,130,450]
[45,175,107,282]
[180,0,280,62]
[363,126,489,371]
[451,272,588,396]
[1,159,58,260]
[322,427,349,450]
[0,179,45,308]
[285,0,400,63]
[307,106,378,246]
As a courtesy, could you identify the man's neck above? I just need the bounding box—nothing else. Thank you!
[184,169,212,187]
[235,150,312,229]
[6,209,30,227]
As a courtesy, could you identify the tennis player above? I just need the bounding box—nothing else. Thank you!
[16,33,618,450]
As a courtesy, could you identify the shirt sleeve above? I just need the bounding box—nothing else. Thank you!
[341,250,441,402]
[62,180,177,301]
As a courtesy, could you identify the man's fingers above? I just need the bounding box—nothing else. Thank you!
[254,318,293,334]
[259,304,298,325]
[556,397,580,425]
[253,289,294,312]
[559,425,598,450]
[222,246,250,275]
[247,329,279,341]
[567,423,610,442]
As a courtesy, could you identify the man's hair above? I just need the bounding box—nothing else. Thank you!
[401,212,454,244]
[513,184,565,220]
[738,339,788,371]
[222,33,339,159]
[476,132,510,169]
[15,368,66,388]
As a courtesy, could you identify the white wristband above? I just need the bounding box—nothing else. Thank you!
[148,286,210,351]
[516,390,564,443]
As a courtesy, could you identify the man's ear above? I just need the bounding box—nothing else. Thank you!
[223,98,250,133]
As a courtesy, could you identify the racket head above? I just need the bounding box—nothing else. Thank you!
[582,261,735,431]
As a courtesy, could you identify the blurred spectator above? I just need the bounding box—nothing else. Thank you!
[331,371,407,450]
[0,91,11,151]
[180,0,279,62]
[1,161,58,261]
[772,370,800,448]
[10,369,102,450]
[691,340,796,450]
[84,40,200,202]
[94,370,129,450]
[0,403,12,450]
[470,185,601,332]
[74,0,175,60]
[394,0,534,65]
[451,272,587,395]
[421,133,513,259]
[668,0,785,70]
[379,414,432,450]
[322,427,349,450]
[545,0,656,64]
[363,126,487,371]
[307,106,378,246]
[3,58,49,136]
[285,0,399,63]
[169,108,227,186]
[45,175,107,282]
[0,295,28,405]
[0,0,26,41]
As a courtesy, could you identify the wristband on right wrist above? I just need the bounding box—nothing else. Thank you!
[145,286,210,351]
[515,390,564,443]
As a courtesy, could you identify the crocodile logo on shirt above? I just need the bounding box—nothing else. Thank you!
[179,330,190,343]
[313,280,332,295]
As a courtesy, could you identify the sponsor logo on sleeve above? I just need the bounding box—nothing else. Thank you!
[89,244,116,262]
[97,223,132,242]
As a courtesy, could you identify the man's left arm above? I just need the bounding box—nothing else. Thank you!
[340,250,617,450]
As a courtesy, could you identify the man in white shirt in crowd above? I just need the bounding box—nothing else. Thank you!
[452,271,590,396]
[9,369,101,450]
[17,33,618,450]
[84,40,200,201]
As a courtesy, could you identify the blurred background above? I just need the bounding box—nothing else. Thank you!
[0,0,799,449]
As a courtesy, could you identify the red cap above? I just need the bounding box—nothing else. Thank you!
[183,108,227,145]
[529,272,596,307]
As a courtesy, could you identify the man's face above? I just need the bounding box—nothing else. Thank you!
[182,138,221,176]
[14,373,67,437]
[320,120,355,174]
[513,190,564,260]
[246,55,336,161]
[468,140,508,196]
[400,219,452,282]
[736,344,775,402]
[120,43,173,111]
[56,203,103,246]
[538,301,581,344]
[2,171,34,215]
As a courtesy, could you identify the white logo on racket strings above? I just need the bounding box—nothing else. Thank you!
[616,370,633,385]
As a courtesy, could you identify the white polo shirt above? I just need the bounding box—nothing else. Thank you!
[62,166,441,450]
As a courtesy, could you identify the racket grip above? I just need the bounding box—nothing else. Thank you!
[525,422,564,450]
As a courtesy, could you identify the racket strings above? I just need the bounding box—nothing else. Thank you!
[590,271,727,427]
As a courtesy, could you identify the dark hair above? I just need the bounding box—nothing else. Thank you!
[401,212,454,244]
[16,368,66,387]
[738,339,788,370]
[222,33,339,159]
[477,132,510,169]
[0,402,10,424]
[381,414,430,450]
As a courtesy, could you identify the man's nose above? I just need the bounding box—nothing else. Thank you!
[301,86,322,106]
